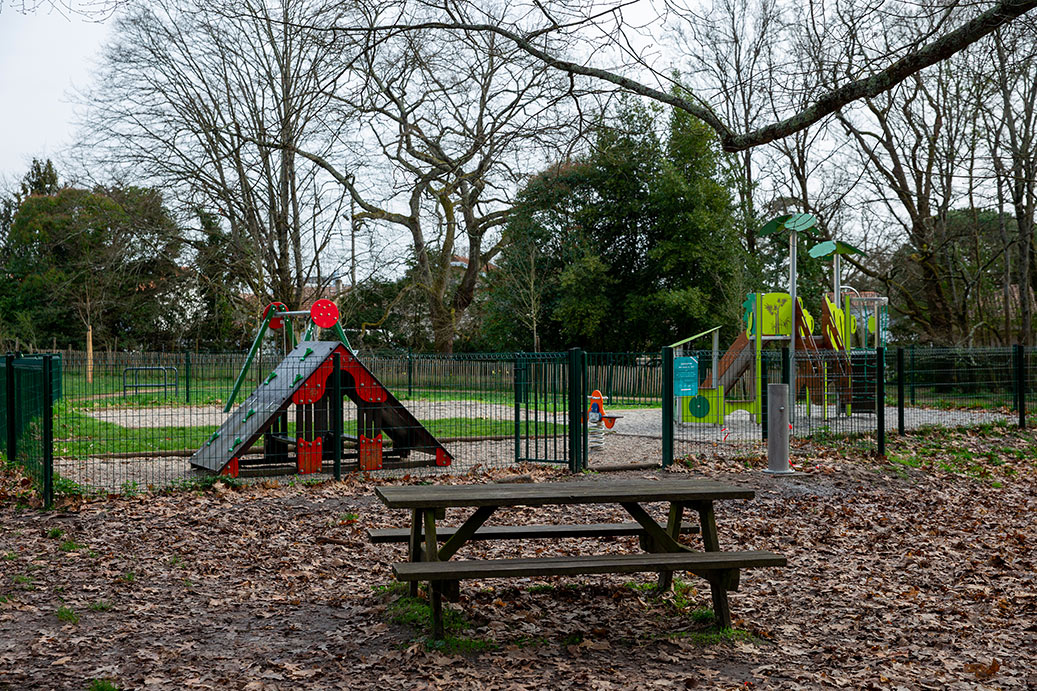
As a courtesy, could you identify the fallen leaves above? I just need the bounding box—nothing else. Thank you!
[0,436,1034,689]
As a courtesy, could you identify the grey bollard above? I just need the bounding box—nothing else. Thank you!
[765,383,795,475]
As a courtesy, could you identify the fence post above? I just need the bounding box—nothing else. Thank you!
[760,352,769,442]
[897,347,905,435]
[781,346,790,385]
[1015,344,1026,429]
[909,345,916,406]
[185,351,192,404]
[332,352,343,481]
[407,349,414,400]
[662,347,674,468]
[42,355,54,509]
[876,347,885,457]
[513,357,522,466]
[567,348,583,473]
[5,354,14,464]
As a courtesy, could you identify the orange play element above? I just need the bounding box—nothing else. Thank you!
[293,359,334,405]
[339,350,387,403]
[296,437,323,474]
[587,389,621,429]
[309,299,340,329]
[221,457,239,478]
[263,302,288,330]
[359,435,383,471]
[436,448,452,467]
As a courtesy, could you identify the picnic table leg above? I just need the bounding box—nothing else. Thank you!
[423,509,445,639]
[657,502,684,591]
[694,500,732,629]
[408,509,422,597]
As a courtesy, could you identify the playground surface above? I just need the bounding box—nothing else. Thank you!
[2,425,1034,689]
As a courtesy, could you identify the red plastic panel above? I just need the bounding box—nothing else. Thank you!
[339,351,387,403]
[435,448,452,467]
[292,359,334,405]
[221,457,239,478]
[263,302,288,330]
[359,435,383,471]
[297,437,323,474]
[310,299,339,329]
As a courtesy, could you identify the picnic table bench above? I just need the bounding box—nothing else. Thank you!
[374,478,786,638]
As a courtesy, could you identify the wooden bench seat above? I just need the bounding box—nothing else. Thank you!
[393,550,785,581]
[368,521,699,544]
[394,550,786,634]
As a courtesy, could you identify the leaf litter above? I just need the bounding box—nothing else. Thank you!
[0,426,1035,689]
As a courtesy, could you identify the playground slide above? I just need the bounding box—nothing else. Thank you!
[190,341,451,474]
[703,331,753,392]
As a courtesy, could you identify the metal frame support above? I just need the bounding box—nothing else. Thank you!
[332,352,343,480]
[662,346,674,468]
[42,355,54,509]
[876,347,885,457]
[567,348,585,473]
[5,354,15,464]
[896,347,905,435]
[1015,344,1026,429]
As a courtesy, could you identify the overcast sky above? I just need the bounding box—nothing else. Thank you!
[0,10,109,185]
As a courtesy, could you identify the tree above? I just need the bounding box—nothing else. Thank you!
[78,0,352,313]
[489,98,743,351]
[2,170,185,350]
[298,7,581,352]
[331,0,1037,152]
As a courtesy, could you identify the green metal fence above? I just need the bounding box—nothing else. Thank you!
[3,354,59,507]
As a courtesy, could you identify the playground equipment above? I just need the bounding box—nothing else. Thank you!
[679,291,854,424]
[190,300,452,478]
[679,214,888,426]
[586,389,621,449]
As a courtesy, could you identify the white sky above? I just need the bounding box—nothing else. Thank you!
[0,10,109,184]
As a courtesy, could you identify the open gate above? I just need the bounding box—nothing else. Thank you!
[513,350,587,472]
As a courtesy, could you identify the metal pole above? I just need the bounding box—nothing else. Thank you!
[761,353,769,442]
[788,231,797,422]
[662,347,674,468]
[1015,344,1026,429]
[897,347,905,435]
[185,352,191,404]
[876,347,886,456]
[42,355,54,509]
[568,348,581,473]
[5,354,15,464]
[764,383,793,475]
[333,352,342,481]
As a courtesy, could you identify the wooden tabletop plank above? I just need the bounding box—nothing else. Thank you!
[375,478,753,509]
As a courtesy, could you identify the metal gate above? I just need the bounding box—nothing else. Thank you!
[513,350,587,472]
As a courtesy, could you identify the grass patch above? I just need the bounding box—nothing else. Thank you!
[12,574,33,589]
[120,571,136,584]
[87,679,121,691]
[59,540,85,552]
[668,627,755,645]
[527,584,555,594]
[47,528,64,539]
[2,552,17,561]
[374,583,495,654]
[89,600,113,612]
[56,605,79,624]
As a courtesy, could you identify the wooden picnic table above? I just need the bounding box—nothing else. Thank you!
[374,477,785,638]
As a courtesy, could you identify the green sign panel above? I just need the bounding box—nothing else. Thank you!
[674,356,698,397]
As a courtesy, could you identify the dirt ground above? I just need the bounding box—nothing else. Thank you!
[2,427,1035,690]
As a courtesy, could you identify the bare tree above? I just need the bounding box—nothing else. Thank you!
[325,0,1037,153]
[77,0,354,312]
[297,6,583,352]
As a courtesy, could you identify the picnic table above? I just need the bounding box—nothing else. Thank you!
[373,477,786,638]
